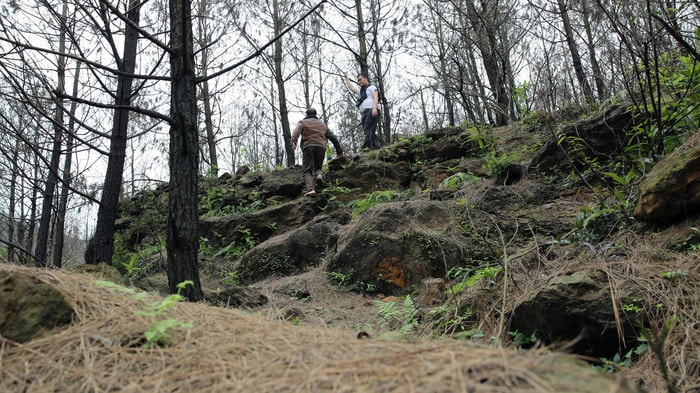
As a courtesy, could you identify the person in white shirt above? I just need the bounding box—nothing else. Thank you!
[344,72,380,150]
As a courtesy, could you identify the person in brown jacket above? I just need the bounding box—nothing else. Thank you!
[290,108,344,196]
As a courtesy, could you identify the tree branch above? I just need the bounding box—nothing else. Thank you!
[200,0,328,83]
[650,13,700,62]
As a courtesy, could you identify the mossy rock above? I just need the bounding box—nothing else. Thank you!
[69,262,125,285]
[0,270,75,343]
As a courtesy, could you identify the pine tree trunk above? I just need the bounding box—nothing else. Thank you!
[167,0,204,302]
[87,0,141,266]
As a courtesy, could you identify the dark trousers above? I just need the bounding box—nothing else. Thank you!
[361,109,380,150]
[301,146,325,191]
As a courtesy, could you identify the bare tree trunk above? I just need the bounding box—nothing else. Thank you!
[35,8,68,266]
[7,140,19,264]
[268,76,282,167]
[434,16,456,126]
[353,0,370,73]
[557,0,595,104]
[53,63,81,268]
[419,89,430,130]
[302,23,312,109]
[372,47,391,144]
[25,160,40,266]
[367,0,391,144]
[86,0,142,266]
[464,0,512,126]
[168,0,204,301]
[581,0,606,101]
[197,0,218,177]
[273,0,294,168]
[317,52,328,119]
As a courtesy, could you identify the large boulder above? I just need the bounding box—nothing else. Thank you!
[328,199,480,296]
[529,103,634,174]
[634,131,700,224]
[236,211,350,284]
[200,198,320,249]
[0,270,75,343]
[509,269,643,359]
[335,158,413,197]
[68,262,125,285]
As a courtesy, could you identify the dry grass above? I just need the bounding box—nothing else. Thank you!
[496,229,700,393]
[1,263,643,393]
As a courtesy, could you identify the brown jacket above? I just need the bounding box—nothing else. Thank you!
[291,117,344,155]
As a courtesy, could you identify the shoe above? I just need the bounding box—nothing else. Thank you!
[316,174,324,189]
[304,190,316,197]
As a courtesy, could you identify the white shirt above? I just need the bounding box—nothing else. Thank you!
[358,85,378,111]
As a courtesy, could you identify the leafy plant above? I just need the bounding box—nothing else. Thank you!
[213,226,258,260]
[114,237,165,279]
[327,271,377,293]
[598,343,649,374]
[199,236,213,255]
[348,189,411,218]
[482,151,520,178]
[659,269,689,280]
[465,124,495,152]
[320,182,360,210]
[513,80,532,117]
[671,227,700,252]
[633,52,700,161]
[121,258,142,277]
[447,264,503,295]
[220,271,240,287]
[95,280,193,348]
[572,203,627,243]
[374,295,420,334]
[601,167,640,210]
[134,281,194,348]
[509,330,538,350]
[427,305,477,338]
[440,172,480,191]
[328,271,352,288]
[622,303,643,313]
[200,186,231,217]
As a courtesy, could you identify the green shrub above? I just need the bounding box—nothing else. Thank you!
[348,189,412,218]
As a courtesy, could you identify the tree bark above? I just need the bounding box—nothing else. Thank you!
[557,0,595,104]
[35,8,68,266]
[434,15,456,126]
[8,139,19,264]
[581,0,606,101]
[86,0,142,266]
[168,0,204,301]
[197,0,219,177]
[25,163,40,266]
[464,0,514,126]
[273,0,294,168]
[53,63,81,268]
[353,0,370,73]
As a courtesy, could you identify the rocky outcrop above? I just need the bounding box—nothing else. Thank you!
[328,199,477,295]
[634,130,700,224]
[69,262,125,285]
[112,104,693,357]
[237,211,350,284]
[509,269,644,358]
[528,103,635,174]
[0,270,74,343]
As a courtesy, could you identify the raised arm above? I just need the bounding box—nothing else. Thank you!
[343,72,358,95]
